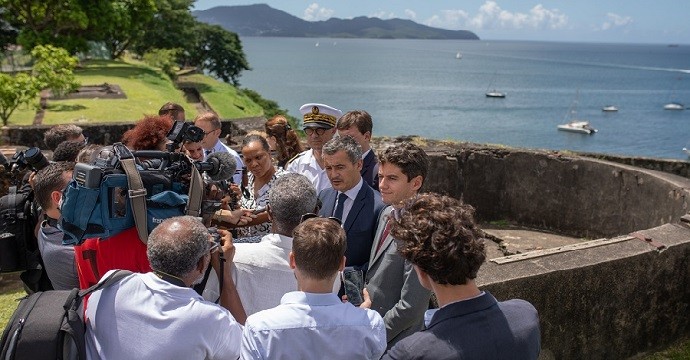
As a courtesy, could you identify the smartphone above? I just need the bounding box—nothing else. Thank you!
[342,269,364,306]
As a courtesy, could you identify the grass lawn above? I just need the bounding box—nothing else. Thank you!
[6,59,264,126]
[177,73,264,119]
[0,275,25,329]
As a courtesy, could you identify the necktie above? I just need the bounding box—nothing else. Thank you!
[375,218,392,253]
[333,192,348,222]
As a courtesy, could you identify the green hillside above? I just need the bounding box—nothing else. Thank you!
[9,59,264,126]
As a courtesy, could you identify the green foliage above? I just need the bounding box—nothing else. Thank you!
[241,88,300,129]
[0,72,41,125]
[31,45,80,97]
[99,0,157,59]
[131,0,196,55]
[184,23,250,86]
[142,48,181,80]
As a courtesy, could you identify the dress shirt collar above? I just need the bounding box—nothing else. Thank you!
[280,291,342,307]
[340,177,363,201]
[361,149,371,159]
[262,233,294,251]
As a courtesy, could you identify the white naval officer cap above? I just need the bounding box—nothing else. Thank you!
[299,103,343,129]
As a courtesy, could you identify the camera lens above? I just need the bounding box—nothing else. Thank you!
[24,147,50,171]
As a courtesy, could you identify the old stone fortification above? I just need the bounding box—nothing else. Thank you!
[3,123,690,359]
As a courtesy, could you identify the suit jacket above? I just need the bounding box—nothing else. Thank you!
[382,292,541,360]
[361,150,379,191]
[366,206,432,348]
[318,182,385,268]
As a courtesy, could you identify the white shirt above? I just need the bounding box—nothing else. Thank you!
[334,178,363,224]
[286,149,330,194]
[205,139,244,184]
[86,271,242,360]
[241,291,387,360]
[203,233,340,315]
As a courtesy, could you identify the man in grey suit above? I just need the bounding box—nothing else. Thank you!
[382,194,541,360]
[318,135,385,270]
[365,143,432,348]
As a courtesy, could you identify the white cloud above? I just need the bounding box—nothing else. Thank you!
[404,9,417,21]
[425,1,567,31]
[370,11,396,19]
[303,3,335,21]
[599,13,633,31]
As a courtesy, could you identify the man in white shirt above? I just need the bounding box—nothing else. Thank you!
[194,111,244,184]
[241,217,387,360]
[85,216,244,360]
[286,103,341,193]
[203,173,321,315]
[336,110,379,190]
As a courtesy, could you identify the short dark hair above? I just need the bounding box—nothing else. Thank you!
[391,193,486,285]
[33,162,74,211]
[242,134,270,152]
[52,140,86,162]
[158,102,185,120]
[292,218,346,280]
[378,142,428,183]
[43,124,83,151]
[336,110,373,135]
[322,135,362,164]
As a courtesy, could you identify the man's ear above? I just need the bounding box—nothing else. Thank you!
[363,131,371,142]
[356,159,363,172]
[338,256,346,272]
[50,190,63,208]
[410,175,424,192]
[289,251,297,270]
[413,265,432,290]
[267,204,273,221]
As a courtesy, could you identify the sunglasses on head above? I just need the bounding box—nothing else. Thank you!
[300,213,342,225]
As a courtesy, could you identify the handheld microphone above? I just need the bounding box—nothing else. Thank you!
[203,152,237,181]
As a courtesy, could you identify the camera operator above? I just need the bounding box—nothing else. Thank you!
[85,216,244,359]
[32,162,79,290]
[193,112,244,185]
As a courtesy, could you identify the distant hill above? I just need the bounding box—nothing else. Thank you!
[193,4,479,40]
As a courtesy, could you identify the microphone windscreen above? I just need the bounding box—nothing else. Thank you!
[206,152,236,181]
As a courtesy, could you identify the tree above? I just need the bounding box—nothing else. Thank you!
[185,23,250,86]
[0,72,40,125]
[130,0,196,56]
[31,45,79,97]
[0,0,91,54]
[99,0,157,59]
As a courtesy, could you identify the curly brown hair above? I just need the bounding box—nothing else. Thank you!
[391,193,486,285]
[121,115,173,150]
[265,115,303,167]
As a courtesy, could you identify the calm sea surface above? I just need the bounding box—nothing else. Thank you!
[237,37,690,160]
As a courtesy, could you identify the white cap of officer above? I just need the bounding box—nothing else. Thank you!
[299,103,342,129]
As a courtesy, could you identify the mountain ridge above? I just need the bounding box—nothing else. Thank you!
[193,4,479,40]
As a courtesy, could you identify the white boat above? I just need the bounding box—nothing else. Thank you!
[485,72,506,98]
[558,90,597,135]
[664,102,684,110]
[683,147,690,156]
[485,91,506,98]
[456,52,462,59]
[558,121,598,134]
[602,105,618,112]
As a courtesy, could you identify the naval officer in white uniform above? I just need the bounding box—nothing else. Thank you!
[286,103,341,193]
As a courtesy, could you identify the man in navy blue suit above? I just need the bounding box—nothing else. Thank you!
[318,135,385,270]
[382,193,541,360]
[336,110,379,190]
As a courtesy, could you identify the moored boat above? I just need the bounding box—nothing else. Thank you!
[557,121,598,135]
[602,105,618,112]
[664,102,684,110]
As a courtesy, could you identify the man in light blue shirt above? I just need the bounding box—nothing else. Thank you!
[241,217,386,360]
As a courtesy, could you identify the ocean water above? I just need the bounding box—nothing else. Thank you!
[237,37,690,160]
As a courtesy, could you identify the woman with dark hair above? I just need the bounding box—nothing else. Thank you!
[121,115,173,151]
[235,134,287,241]
[264,115,303,169]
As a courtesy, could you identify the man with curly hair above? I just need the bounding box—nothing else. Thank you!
[382,193,541,360]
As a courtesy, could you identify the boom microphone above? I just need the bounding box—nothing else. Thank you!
[203,152,237,181]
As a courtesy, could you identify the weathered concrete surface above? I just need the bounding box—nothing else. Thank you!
[478,223,690,360]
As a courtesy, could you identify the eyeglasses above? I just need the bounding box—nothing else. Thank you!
[304,128,327,136]
[300,213,342,225]
[81,137,89,145]
[202,128,218,137]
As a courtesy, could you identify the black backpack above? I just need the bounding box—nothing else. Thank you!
[0,184,40,273]
[0,270,132,360]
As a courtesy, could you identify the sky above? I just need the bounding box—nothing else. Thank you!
[193,1,689,44]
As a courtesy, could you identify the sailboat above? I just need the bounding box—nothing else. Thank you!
[664,76,684,110]
[485,72,506,98]
[456,51,462,59]
[557,90,597,135]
